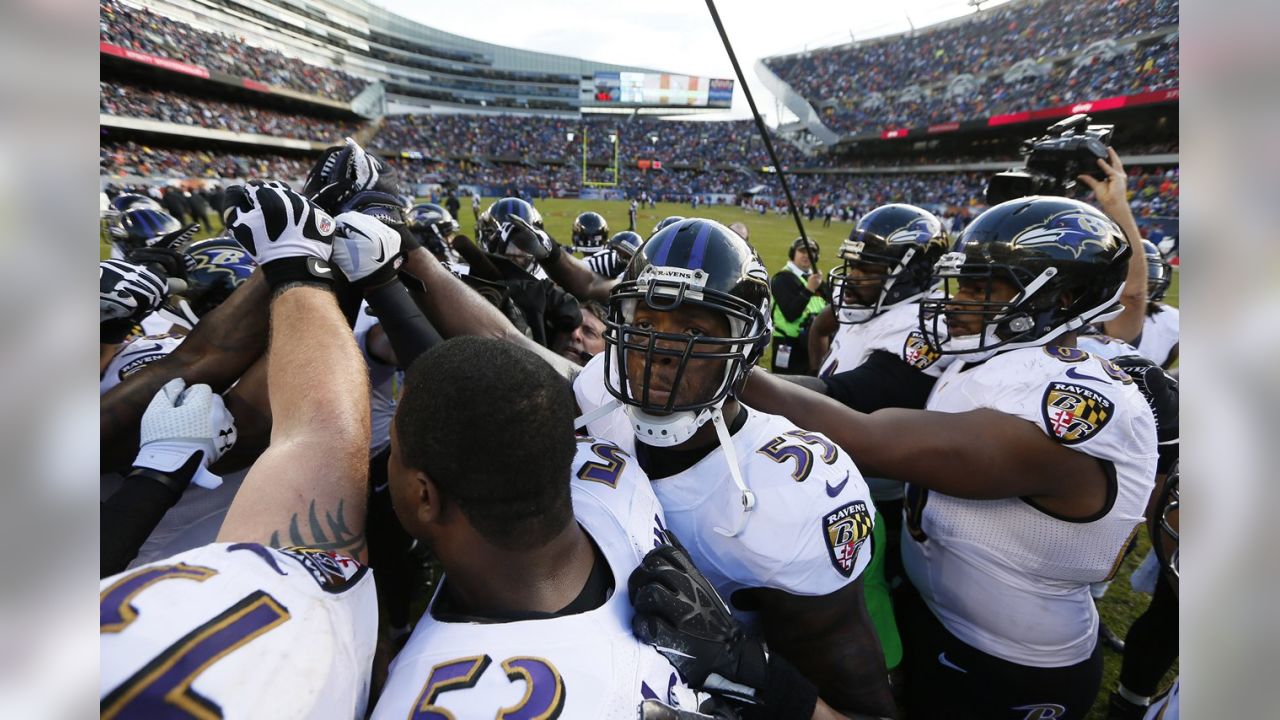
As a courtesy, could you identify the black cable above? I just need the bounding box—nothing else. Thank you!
[703,0,818,272]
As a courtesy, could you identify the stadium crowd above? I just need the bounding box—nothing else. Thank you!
[764,0,1179,102]
[100,81,366,142]
[100,141,312,181]
[100,0,368,101]
[819,34,1179,134]
[370,113,808,168]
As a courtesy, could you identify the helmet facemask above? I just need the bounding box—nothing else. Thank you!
[828,239,923,324]
[603,265,768,447]
[919,248,1125,363]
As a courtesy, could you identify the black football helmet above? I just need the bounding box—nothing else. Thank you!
[107,193,163,215]
[171,236,257,321]
[1142,238,1172,303]
[479,197,544,255]
[919,196,1130,361]
[828,204,948,324]
[607,231,644,263]
[652,216,685,237]
[572,211,609,252]
[408,203,460,259]
[604,219,770,421]
[109,208,183,253]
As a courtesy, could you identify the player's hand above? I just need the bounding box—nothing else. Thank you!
[1078,147,1130,219]
[125,245,195,289]
[100,259,169,324]
[134,378,237,489]
[222,180,336,290]
[332,211,403,289]
[1112,354,1178,472]
[500,214,556,260]
[152,222,201,250]
[303,137,397,214]
[629,531,770,705]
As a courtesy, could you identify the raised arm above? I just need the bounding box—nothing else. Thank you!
[741,370,1106,506]
[1084,148,1148,343]
[212,181,372,560]
[537,244,617,303]
[398,246,582,380]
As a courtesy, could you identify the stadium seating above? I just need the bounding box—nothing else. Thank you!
[100,81,366,142]
[764,0,1178,135]
[100,141,312,181]
[100,0,368,102]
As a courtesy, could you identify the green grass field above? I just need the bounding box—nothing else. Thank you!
[102,198,1178,716]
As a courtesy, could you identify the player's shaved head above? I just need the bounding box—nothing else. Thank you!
[394,337,577,549]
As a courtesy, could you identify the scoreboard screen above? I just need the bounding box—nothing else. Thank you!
[586,72,734,108]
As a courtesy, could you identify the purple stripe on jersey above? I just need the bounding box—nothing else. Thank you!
[687,222,713,270]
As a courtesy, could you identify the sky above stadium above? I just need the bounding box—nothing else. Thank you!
[375,0,1014,124]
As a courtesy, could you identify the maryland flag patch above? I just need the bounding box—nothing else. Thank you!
[824,500,874,577]
[902,331,941,370]
[278,546,368,594]
[1041,381,1116,445]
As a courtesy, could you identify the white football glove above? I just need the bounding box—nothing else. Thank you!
[100,259,168,323]
[332,211,402,288]
[222,180,336,289]
[133,378,237,489]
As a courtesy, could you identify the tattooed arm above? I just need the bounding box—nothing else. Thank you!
[216,284,372,561]
[100,271,270,473]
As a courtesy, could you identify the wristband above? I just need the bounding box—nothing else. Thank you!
[260,257,336,292]
[133,443,223,489]
[125,461,198,499]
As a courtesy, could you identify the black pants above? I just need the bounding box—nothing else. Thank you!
[898,582,1103,720]
[1118,571,1179,695]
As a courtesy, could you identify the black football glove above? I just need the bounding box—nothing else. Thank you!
[222,180,336,292]
[629,532,772,704]
[500,214,557,261]
[1112,354,1179,474]
[302,138,400,215]
[125,246,195,286]
[639,698,742,720]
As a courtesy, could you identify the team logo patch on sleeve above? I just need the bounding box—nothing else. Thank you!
[278,547,368,593]
[903,331,941,370]
[1100,358,1134,384]
[1041,382,1115,444]
[1043,345,1089,363]
[823,500,874,577]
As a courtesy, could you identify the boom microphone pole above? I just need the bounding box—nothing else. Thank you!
[703,0,818,272]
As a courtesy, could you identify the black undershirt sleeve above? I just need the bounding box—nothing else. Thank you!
[364,280,442,368]
[100,454,202,577]
[822,349,938,413]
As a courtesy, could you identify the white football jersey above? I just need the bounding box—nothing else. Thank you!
[373,438,699,719]
[903,345,1157,667]
[140,306,195,338]
[101,542,377,718]
[1137,304,1179,367]
[575,355,877,621]
[100,334,184,395]
[819,300,949,380]
[354,304,399,459]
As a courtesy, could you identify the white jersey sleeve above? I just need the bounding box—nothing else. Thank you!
[651,410,876,606]
[101,542,377,719]
[1137,304,1179,367]
[573,354,634,453]
[819,301,949,379]
[100,334,184,395]
[373,439,702,720]
[1077,333,1141,361]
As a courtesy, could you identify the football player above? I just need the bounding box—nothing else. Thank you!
[407,202,461,265]
[478,196,550,280]
[574,219,895,717]
[372,337,709,717]
[101,181,379,717]
[392,218,894,715]
[740,196,1158,720]
[572,210,610,254]
[1135,239,1179,369]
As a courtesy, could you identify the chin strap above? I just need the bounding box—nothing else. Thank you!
[710,406,756,538]
[573,398,622,432]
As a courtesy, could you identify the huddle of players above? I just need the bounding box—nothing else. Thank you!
[99,138,1179,719]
